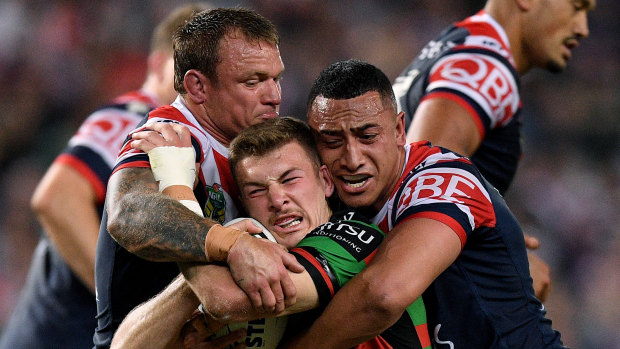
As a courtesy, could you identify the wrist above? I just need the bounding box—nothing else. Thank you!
[204,224,248,262]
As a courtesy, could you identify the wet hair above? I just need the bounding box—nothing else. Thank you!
[173,7,280,93]
[306,59,396,113]
[229,117,320,185]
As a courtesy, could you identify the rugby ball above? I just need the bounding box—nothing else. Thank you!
[211,218,287,348]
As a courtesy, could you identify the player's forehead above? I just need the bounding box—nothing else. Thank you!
[308,92,389,132]
[237,142,315,184]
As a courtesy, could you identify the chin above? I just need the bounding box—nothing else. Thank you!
[546,60,566,73]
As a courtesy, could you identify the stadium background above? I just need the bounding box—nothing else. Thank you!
[0,1,617,347]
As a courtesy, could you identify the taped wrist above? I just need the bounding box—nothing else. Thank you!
[148,146,196,192]
[179,200,204,217]
[204,224,248,262]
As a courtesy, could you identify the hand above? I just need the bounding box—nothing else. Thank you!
[523,233,551,302]
[227,233,304,314]
[528,252,551,302]
[180,310,246,349]
[131,121,192,153]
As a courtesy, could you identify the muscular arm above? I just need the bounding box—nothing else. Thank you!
[106,167,215,262]
[30,163,100,292]
[406,97,481,157]
[110,274,200,349]
[282,218,461,348]
[407,97,552,302]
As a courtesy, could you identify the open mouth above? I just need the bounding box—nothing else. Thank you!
[342,174,370,189]
[275,216,303,229]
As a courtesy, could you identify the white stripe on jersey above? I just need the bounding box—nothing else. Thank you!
[427,52,519,128]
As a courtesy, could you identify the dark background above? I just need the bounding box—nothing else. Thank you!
[0,1,617,347]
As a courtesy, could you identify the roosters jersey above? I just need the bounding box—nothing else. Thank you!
[393,11,522,194]
[0,90,157,349]
[291,210,431,349]
[371,142,565,348]
[94,96,241,348]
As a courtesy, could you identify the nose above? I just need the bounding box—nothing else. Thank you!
[267,184,288,211]
[263,79,282,107]
[341,141,364,172]
[575,11,590,39]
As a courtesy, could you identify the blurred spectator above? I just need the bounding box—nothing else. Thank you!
[0,1,617,347]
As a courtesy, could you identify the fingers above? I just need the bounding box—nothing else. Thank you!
[131,122,192,151]
[523,233,540,250]
[528,252,551,302]
[204,329,246,349]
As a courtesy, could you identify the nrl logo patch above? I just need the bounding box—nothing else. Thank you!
[204,183,226,223]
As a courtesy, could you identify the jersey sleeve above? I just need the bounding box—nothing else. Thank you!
[424,50,520,138]
[56,107,144,203]
[393,151,497,249]
[290,211,383,308]
[112,111,202,175]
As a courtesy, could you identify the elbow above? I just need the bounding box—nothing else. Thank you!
[359,274,413,326]
[30,186,53,218]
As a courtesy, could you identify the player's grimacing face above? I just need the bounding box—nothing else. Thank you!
[203,33,284,143]
[308,92,406,212]
[236,141,333,248]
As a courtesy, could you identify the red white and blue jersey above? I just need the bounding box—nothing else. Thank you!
[59,90,159,206]
[94,97,242,348]
[0,90,157,349]
[393,11,522,194]
[371,142,565,348]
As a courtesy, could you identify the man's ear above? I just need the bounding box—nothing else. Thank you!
[515,0,534,11]
[319,165,335,198]
[395,111,407,146]
[183,69,208,104]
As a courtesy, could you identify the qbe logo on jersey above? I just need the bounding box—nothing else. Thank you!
[429,53,519,127]
[396,168,493,227]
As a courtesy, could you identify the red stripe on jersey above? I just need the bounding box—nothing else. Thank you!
[112,90,159,108]
[290,247,335,297]
[113,160,150,175]
[401,212,467,249]
[415,323,431,348]
[212,149,241,210]
[363,248,378,265]
[355,335,393,349]
[56,154,106,204]
[422,91,486,138]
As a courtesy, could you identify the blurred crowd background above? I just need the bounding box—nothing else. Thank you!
[0,0,617,347]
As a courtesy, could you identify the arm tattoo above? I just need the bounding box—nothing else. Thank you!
[106,167,215,262]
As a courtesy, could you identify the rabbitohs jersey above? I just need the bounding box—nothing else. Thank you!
[93,96,242,348]
[393,10,522,194]
[290,211,432,349]
[371,142,564,348]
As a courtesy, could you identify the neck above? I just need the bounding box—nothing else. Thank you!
[484,0,532,74]
[180,95,232,147]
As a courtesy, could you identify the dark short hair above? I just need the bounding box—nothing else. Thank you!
[229,117,320,186]
[150,3,211,54]
[173,7,280,93]
[306,59,396,113]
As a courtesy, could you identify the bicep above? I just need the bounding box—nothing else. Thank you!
[407,97,482,157]
[106,167,158,207]
[364,218,462,308]
[31,162,97,215]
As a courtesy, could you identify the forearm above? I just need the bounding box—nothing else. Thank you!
[111,274,200,349]
[285,218,462,348]
[30,163,100,292]
[107,167,215,262]
[181,262,317,322]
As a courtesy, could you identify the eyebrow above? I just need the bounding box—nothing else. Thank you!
[241,168,300,188]
[318,123,380,135]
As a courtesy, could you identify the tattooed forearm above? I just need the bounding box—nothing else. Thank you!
[106,167,215,262]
